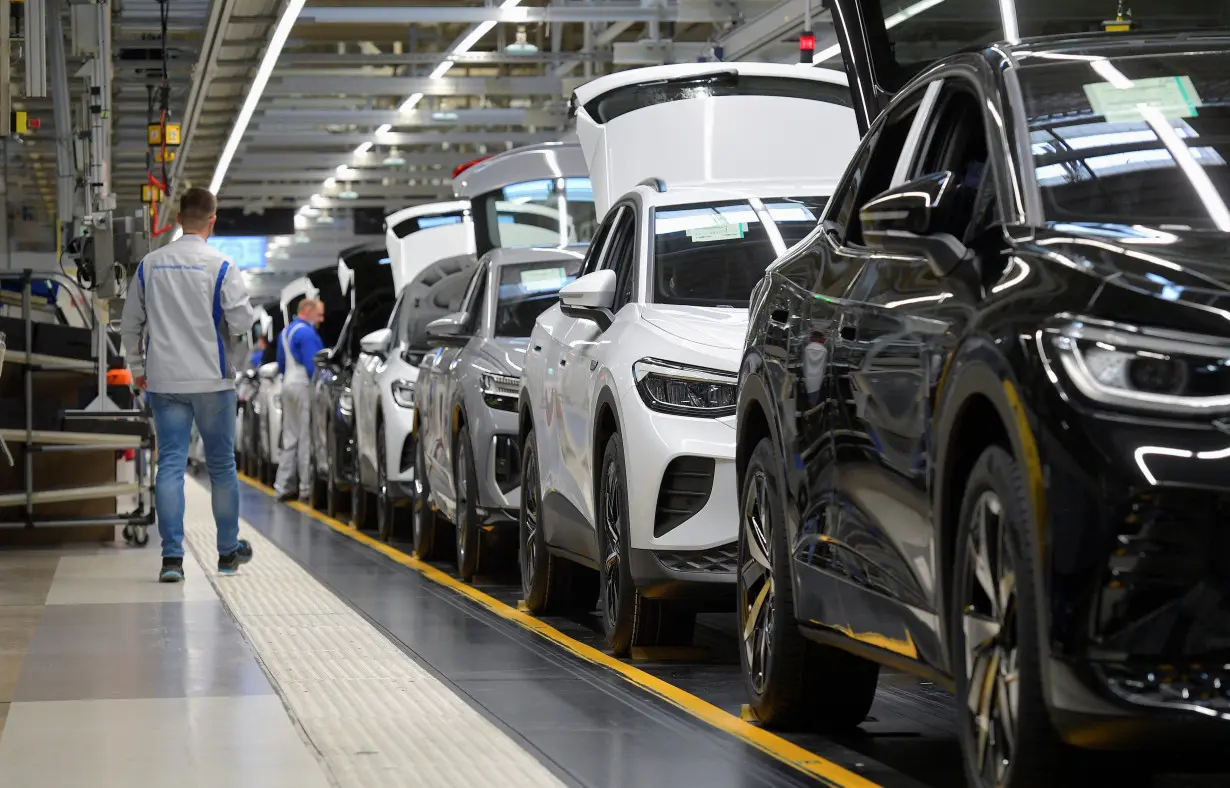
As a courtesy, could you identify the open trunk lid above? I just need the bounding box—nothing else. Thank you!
[571,62,858,216]
[384,200,475,294]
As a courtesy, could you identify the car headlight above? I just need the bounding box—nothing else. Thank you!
[481,372,519,411]
[633,358,737,417]
[391,379,415,409]
[1043,317,1230,415]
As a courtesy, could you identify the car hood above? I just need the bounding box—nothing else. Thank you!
[473,337,529,376]
[1030,223,1230,302]
[640,305,749,351]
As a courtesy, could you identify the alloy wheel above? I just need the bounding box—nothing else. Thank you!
[740,469,774,697]
[520,448,539,597]
[601,461,622,626]
[962,491,1019,788]
[456,441,470,564]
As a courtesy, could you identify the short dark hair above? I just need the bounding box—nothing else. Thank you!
[178,187,217,230]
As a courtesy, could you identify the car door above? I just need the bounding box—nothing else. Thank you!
[357,289,406,475]
[786,75,946,665]
[534,208,620,509]
[429,265,486,497]
[557,203,638,533]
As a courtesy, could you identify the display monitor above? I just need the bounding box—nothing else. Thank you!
[207,236,268,270]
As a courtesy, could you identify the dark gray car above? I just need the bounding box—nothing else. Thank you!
[412,246,584,580]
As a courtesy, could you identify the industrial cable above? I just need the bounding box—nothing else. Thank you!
[147,0,174,236]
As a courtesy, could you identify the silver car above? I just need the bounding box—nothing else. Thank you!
[413,247,584,580]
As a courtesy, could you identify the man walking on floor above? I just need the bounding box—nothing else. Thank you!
[274,298,325,502]
[121,187,256,582]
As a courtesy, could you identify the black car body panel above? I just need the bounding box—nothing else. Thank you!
[309,253,394,490]
[739,21,1230,754]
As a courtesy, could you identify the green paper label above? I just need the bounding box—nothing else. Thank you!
[1084,75,1202,122]
[686,222,746,242]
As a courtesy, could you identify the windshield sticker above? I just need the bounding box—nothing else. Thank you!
[1084,76,1203,123]
[686,223,746,243]
[518,267,570,293]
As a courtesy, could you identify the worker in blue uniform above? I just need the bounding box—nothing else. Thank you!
[274,298,325,501]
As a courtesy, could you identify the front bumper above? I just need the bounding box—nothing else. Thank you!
[619,394,738,600]
[1035,392,1230,743]
[472,406,520,523]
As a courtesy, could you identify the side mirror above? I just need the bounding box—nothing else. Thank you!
[360,328,392,357]
[860,171,969,277]
[425,312,470,346]
[559,269,616,330]
[258,361,279,380]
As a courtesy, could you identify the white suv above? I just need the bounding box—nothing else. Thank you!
[516,62,858,654]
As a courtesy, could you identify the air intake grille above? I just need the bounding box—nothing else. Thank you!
[655,542,737,574]
[493,435,521,494]
[653,456,714,537]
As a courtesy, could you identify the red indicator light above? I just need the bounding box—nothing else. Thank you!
[800,32,816,52]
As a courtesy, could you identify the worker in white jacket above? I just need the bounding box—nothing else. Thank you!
[120,187,256,583]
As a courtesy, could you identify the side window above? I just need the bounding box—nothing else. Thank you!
[911,81,997,243]
[826,84,934,247]
[603,210,637,310]
[581,208,621,277]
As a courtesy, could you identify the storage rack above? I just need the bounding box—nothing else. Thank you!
[0,270,155,530]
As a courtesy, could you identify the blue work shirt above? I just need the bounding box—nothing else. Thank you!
[276,318,324,379]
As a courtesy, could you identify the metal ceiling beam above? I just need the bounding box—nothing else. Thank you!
[238,129,557,146]
[218,183,450,199]
[228,152,464,169]
[299,5,725,25]
[263,75,562,97]
[243,107,564,127]
[275,50,609,67]
[719,0,827,61]
[218,165,467,182]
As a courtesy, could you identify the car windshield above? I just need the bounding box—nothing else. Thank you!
[1020,51,1230,229]
[473,178,598,252]
[845,1,1226,92]
[651,197,825,308]
[494,259,582,337]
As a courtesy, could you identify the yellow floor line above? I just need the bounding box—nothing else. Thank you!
[238,473,883,788]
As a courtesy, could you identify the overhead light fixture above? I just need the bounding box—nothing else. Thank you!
[336,164,357,178]
[398,93,424,114]
[316,211,333,224]
[382,148,406,167]
[432,110,459,121]
[375,123,392,135]
[209,0,307,194]
[323,177,337,188]
[354,141,372,155]
[506,26,537,54]
[429,61,453,80]
[338,190,359,200]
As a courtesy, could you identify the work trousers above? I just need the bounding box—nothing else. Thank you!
[274,382,313,499]
[148,390,241,559]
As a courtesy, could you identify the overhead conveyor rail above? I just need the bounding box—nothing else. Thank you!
[0,270,155,532]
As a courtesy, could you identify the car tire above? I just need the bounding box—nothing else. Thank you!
[412,436,444,560]
[519,427,597,614]
[952,445,1074,788]
[739,436,879,731]
[455,424,482,582]
[598,433,694,655]
[376,422,398,543]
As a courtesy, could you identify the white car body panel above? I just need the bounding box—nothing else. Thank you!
[573,63,857,215]
[384,200,475,294]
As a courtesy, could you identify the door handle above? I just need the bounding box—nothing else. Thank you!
[559,358,567,367]
[532,344,542,353]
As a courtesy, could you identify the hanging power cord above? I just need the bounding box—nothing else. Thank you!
[147,0,175,236]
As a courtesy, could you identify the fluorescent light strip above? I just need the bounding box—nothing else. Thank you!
[814,0,947,63]
[375,124,392,135]
[210,0,307,194]
[354,141,372,155]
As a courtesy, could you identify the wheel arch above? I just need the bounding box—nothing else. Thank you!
[735,363,780,487]
[933,349,1048,671]
[592,387,623,508]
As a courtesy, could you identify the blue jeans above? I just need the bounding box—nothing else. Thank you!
[148,390,240,558]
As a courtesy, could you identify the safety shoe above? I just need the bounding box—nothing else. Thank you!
[218,539,254,575]
[159,557,185,583]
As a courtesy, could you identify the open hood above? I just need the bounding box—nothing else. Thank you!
[827,0,1230,132]
[384,200,475,294]
[401,252,479,351]
[337,243,393,307]
[571,62,858,216]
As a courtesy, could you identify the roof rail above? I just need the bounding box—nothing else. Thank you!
[638,177,667,193]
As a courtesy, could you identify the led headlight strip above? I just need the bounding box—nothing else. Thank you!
[633,358,738,418]
[481,372,520,411]
[1043,316,1230,416]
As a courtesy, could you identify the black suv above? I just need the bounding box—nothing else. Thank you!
[736,4,1230,787]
